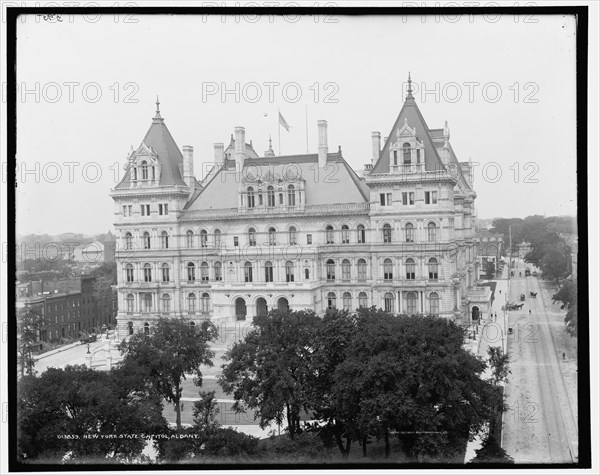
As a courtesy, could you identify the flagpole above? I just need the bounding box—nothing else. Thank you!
[278,107,281,155]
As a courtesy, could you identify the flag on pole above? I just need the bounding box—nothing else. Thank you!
[279,111,290,132]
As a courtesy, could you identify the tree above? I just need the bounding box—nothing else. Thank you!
[483,260,496,279]
[193,390,220,434]
[540,245,568,283]
[17,365,167,461]
[469,436,514,464]
[219,309,321,440]
[487,346,511,385]
[305,309,359,458]
[17,306,41,377]
[118,317,218,431]
[330,310,502,460]
[553,280,578,337]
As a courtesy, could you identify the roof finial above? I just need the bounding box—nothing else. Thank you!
[154,95,163,121]
[406,72,414,100]
[268,135,273,150]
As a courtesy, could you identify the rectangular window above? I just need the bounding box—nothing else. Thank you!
[158,203,169,215]
[140,204,150,216]
[393,150,398,165]
[416,149,421,163]
[386,193,392,206]
[123,205,133,217]
[380,194,386,206]
[409,192,415,205]
[432,191,438,204]
[402,192,408,205]
[307,234,312,245]
[425,192,431,204]
[234,236,239,247]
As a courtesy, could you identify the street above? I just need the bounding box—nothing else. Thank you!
[501,260,578,463]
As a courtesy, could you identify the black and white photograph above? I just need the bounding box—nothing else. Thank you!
[1,2,596,472]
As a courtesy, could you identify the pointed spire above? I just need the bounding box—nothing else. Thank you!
[268,135,273,150]
[406,72,414,100]
[264,135,275,157]
[153,95,164,122]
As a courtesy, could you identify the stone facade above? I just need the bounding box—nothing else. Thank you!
[110,84,480,338]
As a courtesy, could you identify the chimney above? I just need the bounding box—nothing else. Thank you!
[317,120,328,168]
[214,143,225,167]
[371,131,381,164]
[183,145,195,195]
[234,126,246,172]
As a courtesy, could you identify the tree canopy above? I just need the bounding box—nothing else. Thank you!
[118,317,218,430]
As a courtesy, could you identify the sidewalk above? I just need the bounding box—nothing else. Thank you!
[464,268,509,463]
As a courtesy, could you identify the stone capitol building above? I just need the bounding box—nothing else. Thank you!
[110,79,481,338]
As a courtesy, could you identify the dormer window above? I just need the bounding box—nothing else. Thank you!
[141,161,149,180]
[247,187,255,208]
[403,143,411,164]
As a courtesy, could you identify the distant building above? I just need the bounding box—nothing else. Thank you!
[476,231,504,277]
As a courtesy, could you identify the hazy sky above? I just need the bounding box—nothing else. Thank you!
[14,12,578,235]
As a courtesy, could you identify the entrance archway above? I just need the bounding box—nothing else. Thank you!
[277,297,289,313]
[471,306,480,321]
[235,298,247,320]
[256,297,268,317]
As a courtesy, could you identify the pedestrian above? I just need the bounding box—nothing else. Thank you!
[529,309,531,315]
[562,352,566,360]
[499,290,501,294]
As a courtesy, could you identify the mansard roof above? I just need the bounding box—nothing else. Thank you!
[115,105,186,189]
[372,93,444,174]
[184,152,370,211]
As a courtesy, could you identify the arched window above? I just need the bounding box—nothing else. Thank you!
[143,293,152,312]
[406,292,417,315]
[358,291,368,308]
[201,293,210,312]
[161,231,169,249]
[327,292,337,310]
[357,224,366,244]
[125,232,133,250]
[187,293,197,312]
[186,230,194,248]
[256,297,268,317]
[162,263,170,282]
[187,262,196,282]
[125,264,134,283]
[287,184,296,206]
[326,225,334,244]
[200,262,209,282]
[288,226,297,245]
[248,228,256,247]
[267,186,275,207]
[342,259,351,281]
[405,223,414,242]
[278,297,289,313]
[279,193,284,204]
[128,321,134,335]
[268,227,276,246]
[264,261,273,283]
[427,222,438,242]
[244,261,253,282]
[214,261,222,281]
[326,259,336,281]
[285,261,295,282]
[200,230,208,248]
[161,293,171,313]
[341,225,349,244]
[383,258,393,281]
[343,292,352,311]
[143,263,152,282]
[144,322,150,335]
[357,258,367,281]
[384,292,395,313]
[406,258,416,280]
[428,258,439,280]
[214,229,221,248]
[403,142,411,164]
[382,223,392,243]
[429,292,440,316]
[247,187,255,208]
[304,268,310,280]
[126,293,134,313]
[141,160,148,180]
[235,298,247,320]
[143,232,151,249]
